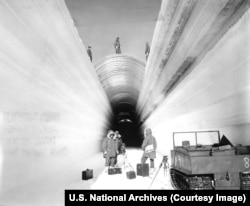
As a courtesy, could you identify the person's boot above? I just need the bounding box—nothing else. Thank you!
[150,168,155,175]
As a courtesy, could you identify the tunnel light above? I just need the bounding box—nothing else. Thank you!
[119,119,133,123]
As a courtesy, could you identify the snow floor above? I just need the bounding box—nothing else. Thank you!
[0,149,173,206]
[76,148,174,190]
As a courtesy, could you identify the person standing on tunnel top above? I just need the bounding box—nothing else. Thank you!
[87,46,92,62]
[141,128,157,174]
[114,37,121,54]
[102,130,119,172]
[145,42,150,61]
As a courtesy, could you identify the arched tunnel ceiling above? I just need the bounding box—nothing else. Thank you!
[1,1,250,204]
[95,54,145,113]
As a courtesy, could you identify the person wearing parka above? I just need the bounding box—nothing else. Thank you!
[102,130,119,170]
[114,131,123,154]
[145,42,150,61]
[141,128,157,171]
[87,46,92,62]
[114,37,121,54]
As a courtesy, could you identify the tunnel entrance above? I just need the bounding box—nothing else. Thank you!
[94,54,146,148]
[110,103,144,148]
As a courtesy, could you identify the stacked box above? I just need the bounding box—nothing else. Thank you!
[114,167,122,174]
[108,167,122,175]
[136,164,149,177]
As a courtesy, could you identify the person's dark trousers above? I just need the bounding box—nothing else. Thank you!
[105,155,116,167]
[141,155,154,168]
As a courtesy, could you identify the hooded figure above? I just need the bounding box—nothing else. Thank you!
[141,128,157,173]
[114,37,121,54]
[102,130,119,171]
[87,46,92,62]
[145,42,150,61]
[114,131,123,154]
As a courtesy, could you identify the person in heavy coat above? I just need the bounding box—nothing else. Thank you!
[87,46,92,62]
[102,130,119,172]
[114,131,123,154]
[141,128,157,173]
[114,37,121,54]
[145,42,150,61]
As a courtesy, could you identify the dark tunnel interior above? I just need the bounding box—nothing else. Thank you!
[108,102,144,148]
[95,54,146,149]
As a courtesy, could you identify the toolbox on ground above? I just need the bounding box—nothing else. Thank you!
[136,163,149,177]
[126,163,136,179]
[108,167,122,175]
[126,171,136,179]
[82,169,93,180]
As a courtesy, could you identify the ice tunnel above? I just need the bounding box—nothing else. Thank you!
[0,0,250,205]
[94,54,145,147]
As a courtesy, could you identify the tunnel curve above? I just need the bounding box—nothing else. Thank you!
[95,54,145,147]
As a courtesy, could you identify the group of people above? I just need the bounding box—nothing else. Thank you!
[101,130,126,172]
[86,37,151,62]
[115,37,151,61]
[102,127,157,174]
